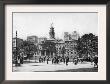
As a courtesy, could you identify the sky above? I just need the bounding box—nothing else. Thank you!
[13,13,98,40]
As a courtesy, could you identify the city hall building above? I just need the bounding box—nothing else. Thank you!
[36,24,80,59]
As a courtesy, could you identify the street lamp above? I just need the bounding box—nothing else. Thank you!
[15,31,18,66]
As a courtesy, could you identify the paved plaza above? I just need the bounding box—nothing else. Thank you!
[13,61,98,72]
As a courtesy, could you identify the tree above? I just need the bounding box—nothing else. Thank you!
[76,33,98,58]
[22,41,38,59]
[41,41,56,57]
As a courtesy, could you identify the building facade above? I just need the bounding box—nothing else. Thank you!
[64,31,79,41]
[29,25,80,59]
[13,38,23,49]
[36,29,79,59]
[27,36,38,44]
[64,31,79,58]
[12,38,24,62]
[55,41,65,57]
[64,40,77,58]
[64,32,69,41]
[71,31,79,40]
[38,37,47,44]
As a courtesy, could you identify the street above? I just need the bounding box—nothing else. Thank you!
[13,61,98,72]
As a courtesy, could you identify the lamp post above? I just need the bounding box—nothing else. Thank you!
[15,31,18,66]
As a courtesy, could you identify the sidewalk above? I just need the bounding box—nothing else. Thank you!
[13,61,96,72]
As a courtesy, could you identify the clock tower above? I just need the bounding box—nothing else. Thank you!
[49,23,55,39]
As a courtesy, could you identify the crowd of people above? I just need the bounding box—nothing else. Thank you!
[13,51,98,68]
[38,55,98,68]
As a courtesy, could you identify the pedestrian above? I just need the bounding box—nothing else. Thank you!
[39,57,41,63]
[20,52,23,64]
[90,56,94,65]
[93,55,98,68]
[52,57,54,64]
[47,56,49,64]
[66,56,69,66]
[44,56,46,62]
[74,59,77,65]
[17,55,21,66]
[63,57,65,64]
[74,57,78,65]
[41,57,43,63]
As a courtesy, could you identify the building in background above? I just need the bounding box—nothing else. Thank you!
[13,38,23,49]
[38,37,47,44]
[64,32,69,41]
[55,41,65,57]
[64,40,77,58]
[37,37,47,57]
[64,31,79,58]
[12,37,24,62]
[71,31,79,40]
[37,23,56,57]
[64,31,79,41]
[20,25,80,59]
[27,36,38,45]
